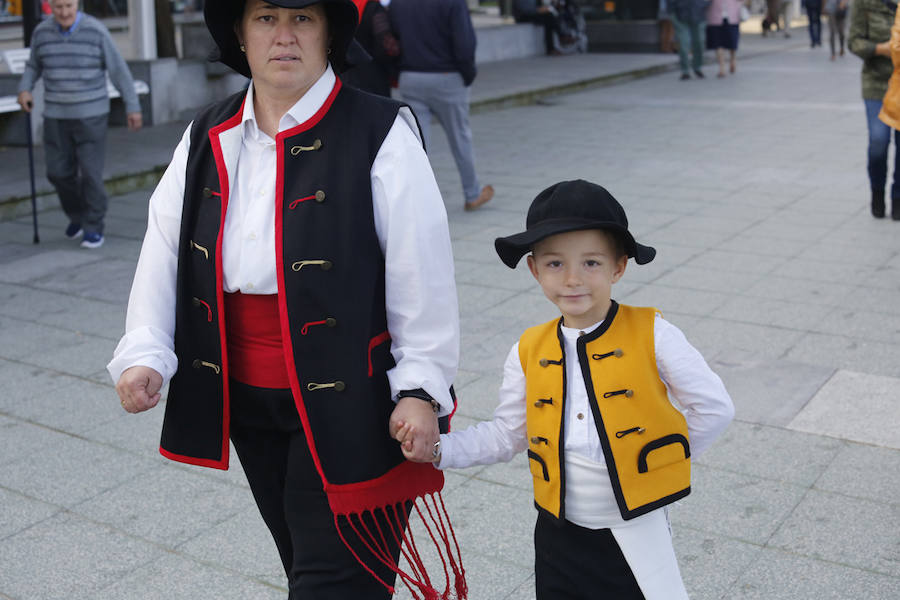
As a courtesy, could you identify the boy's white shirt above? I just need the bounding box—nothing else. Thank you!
[437,313,734,529]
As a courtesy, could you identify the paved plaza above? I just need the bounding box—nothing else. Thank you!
[1,37,899,599]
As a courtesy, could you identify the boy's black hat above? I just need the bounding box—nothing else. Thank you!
[494,179,656,268]
[205,0,360,77]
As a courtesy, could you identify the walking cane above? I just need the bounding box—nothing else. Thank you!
[24,110,40,244]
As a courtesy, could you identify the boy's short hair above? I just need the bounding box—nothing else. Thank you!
[495,180,655,269]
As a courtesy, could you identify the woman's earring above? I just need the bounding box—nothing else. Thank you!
[240,44,246,53]
[327,47,332,55]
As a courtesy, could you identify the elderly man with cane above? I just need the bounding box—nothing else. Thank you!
[17,0,142,249]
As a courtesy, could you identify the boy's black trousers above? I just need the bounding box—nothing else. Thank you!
[534,511,645,600]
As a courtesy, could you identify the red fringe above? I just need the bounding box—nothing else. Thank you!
[331,491,467,599]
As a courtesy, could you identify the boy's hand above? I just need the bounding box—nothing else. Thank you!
[389,396,439,462]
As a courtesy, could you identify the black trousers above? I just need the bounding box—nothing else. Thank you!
[515,12,561,54]
[229,380,400,600]
[534,512,645,600]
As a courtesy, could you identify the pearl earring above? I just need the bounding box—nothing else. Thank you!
[240,44,246,53]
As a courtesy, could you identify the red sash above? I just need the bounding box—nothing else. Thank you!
[224,292,290,389]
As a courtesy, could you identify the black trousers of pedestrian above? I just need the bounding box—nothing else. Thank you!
[229,380,401,600]
[42,115,109,235]
[516,12,560,54]
[534,512,645,600]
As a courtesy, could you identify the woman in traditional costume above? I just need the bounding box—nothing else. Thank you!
[109,1,464,598]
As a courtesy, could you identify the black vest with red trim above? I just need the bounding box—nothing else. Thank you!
[162,81,410,484]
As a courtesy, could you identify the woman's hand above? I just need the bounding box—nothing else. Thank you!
[389,396,439,463]
[116,366,163,413]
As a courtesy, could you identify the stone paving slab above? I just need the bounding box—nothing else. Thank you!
[728,547,900,599]
[0,511,165,600]
[707,356,835,427]
[693,421,844,488]
[90,553,286,600]
[767,489,900,577]
[788,370,900,449]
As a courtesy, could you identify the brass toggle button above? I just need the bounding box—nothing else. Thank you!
[539,359,548,367]
[307,381,346,392]
[202,187,213,198]
[592,348,624,361]
[530,436,549,445]
[291,260,333,272]
[190,240,209,260]
[290,139,323,155]
[191,359,221,374]
[315,190,326,202]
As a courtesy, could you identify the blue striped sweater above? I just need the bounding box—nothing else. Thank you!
[17,13,140,120]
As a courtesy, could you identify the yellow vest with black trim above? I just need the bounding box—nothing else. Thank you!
[519,302,691,522]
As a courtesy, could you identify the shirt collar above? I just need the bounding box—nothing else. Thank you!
[241,64,336,144]
[560,320,603,340]
[56,12,83,36]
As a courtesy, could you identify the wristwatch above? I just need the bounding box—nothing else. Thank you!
[399,388,440,413]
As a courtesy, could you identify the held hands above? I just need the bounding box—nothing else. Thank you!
[116,366,163,413]
[389,396,440,463]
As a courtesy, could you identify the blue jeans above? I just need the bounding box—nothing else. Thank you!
[671,16,706,74]
[805,0,822,45]
[864,99,900,197]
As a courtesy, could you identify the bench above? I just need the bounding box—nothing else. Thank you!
[0,48,149,114]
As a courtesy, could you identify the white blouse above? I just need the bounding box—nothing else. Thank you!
[107,66,460,414]
[437,315,734,528]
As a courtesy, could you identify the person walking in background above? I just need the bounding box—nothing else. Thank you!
[878,3,900,146]
[16,0,142,249]
[825,0,850,59]
[670,0,709,80]
[390,0,494,211]
[778,0,795,36]
[706,0,741,77]
[341,0,400,96]
[804,0,824,46]
[849,0,898,218]
[658,0,677,53]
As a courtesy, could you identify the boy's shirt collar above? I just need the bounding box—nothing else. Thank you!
[560,320,603,340]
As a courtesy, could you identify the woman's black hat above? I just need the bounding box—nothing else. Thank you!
[205,0,360,77]
[494,179,656,268]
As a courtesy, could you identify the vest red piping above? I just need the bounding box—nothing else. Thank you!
[274,77,343,485]
[368,330,391,377]
[161,97,245,471]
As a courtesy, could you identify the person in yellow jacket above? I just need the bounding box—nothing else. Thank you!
[394,179,735,600]
[879,3,900,165]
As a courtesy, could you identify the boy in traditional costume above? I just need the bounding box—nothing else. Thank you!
[396,179,734,599]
